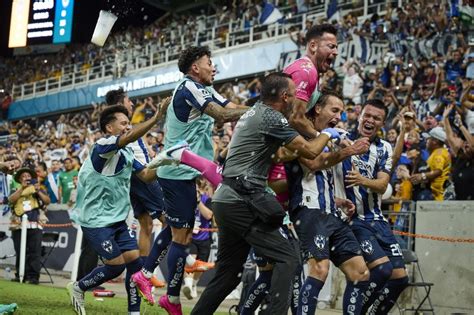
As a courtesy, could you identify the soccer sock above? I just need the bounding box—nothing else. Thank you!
[370,276,409,315]
[180,150,222,188]
[166,241,188,303]
[186,255,196,266]
[125,258,143,312]
[297,276,325,315]
[78,264,125,291]
[142,225,172,277]
[241,269,273,315]
[290,264,303,315]
[343,280,370,315]
[361,261,393,313]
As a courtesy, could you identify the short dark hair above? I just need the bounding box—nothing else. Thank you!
[178,46,211,74]
[305,24,338,43]
[362,98,388,118]
[99,105,129,133]
[105,88,126,105]
[260,72,292,103]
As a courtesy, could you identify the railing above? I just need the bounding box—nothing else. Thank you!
[383,201,416,250]
[10,0,406,101]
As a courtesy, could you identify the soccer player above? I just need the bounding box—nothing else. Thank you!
[141,46,249,314]
[284,24,338,138]
[336,99,409,314]
[191,73,342,315]
[285,90,372,315]
[105,88,167,285]
[66,105,167,315]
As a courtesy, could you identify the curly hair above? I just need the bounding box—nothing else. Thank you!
[105,88,126,106]
[178,46,211,74]
[99,105,129,133]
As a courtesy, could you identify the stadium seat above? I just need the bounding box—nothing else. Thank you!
[399,249,435,314]
[40,232,60,284]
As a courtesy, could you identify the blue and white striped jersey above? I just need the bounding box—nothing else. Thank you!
[172,77,229,123]
[334,133,393,221]
[286,150,337,216]
[90,136,144,175]
[127,138,150,167]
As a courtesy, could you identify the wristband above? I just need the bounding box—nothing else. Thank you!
[421,173,427,181]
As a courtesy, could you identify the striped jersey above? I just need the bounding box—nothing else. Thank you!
[334,133,393,221]
[286,148,337,216]
[90,136,144,175]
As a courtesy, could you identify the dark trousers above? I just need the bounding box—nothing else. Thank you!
[191,200,298,315]
[12,229,42,281]
[77,238,99,280]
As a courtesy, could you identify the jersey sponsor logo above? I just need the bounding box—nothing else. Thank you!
[352,158,374,175]
[360,240,374,255]
[314,234,326,250]
[101,240,113,254]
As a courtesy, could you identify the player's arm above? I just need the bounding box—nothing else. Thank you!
[204,102,248,123]
[284,128,340,160]
[133,156,158,183]
[300,138,370,171]
[226,102,250,110]
[117,97,170,148]
[135,167,157,183]
[290,99,318,139]
[346,170,390,194]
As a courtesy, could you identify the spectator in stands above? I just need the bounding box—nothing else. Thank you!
[9,167,50,284]
[1,92,12,120]
[445,49,466,82]
[342,60,363,104]
[58,158,79,204]
[410,127,451,201]
[443,105,474,200]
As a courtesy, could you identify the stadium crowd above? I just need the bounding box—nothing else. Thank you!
[0,1,473,314]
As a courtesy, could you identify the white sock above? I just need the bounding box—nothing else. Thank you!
[185,255,196,266]
[73,282,84,293]
[168,295,180,304]
[129,312,140,315]
[184,276,193,287]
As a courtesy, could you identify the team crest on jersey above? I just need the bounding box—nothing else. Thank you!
[101,240,113,254]
[360,240,374,255]
[314,235,326,250]
[281,118,289,125]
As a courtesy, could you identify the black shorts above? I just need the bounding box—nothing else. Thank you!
[292,206,361,267]
[350,217,405,269]
[189,238,212,262]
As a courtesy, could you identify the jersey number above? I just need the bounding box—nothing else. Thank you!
[390,244,402,256]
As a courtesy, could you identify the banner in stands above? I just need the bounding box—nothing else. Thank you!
[9,38,296,120]
[279,33,461,72]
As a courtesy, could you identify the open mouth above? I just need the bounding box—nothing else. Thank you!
[362,123,375,134]
[328,121,337,128]
[324,58,333,68]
